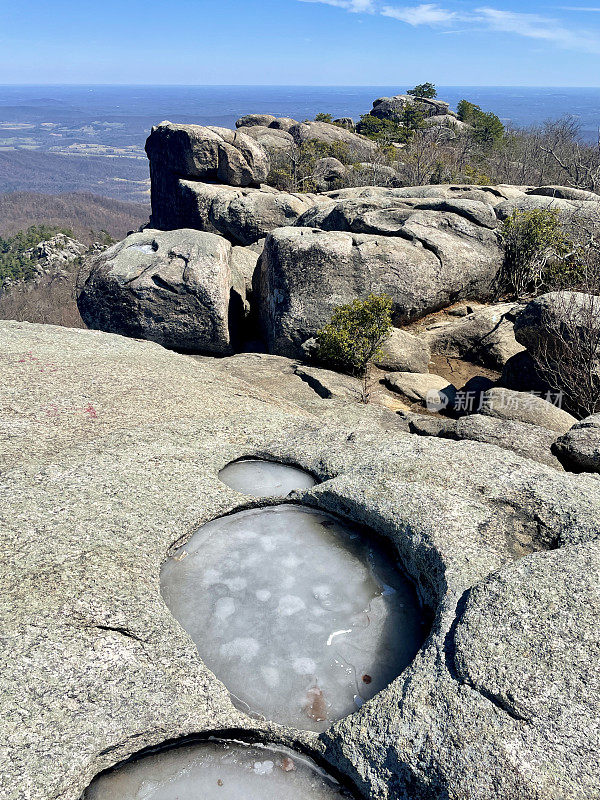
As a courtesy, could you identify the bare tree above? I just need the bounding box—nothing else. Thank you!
[398,123,460,186]
[537,117,600,192]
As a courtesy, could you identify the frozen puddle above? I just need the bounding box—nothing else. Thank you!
[161,505,426,731]
[83,739,349,799]
[127,243,156,254]
[219,458,317,497]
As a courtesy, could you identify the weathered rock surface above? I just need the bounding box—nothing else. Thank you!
[235,113,278,128]
[527,185,600,202]
[553,414,600,473]
[145,122,271,229]
[288,120,377,159]
[164,180,321,245]
[479,387,578,433]
[269,117,299,132]
[260,212,501,357]
[238,124,295,151]
[422,302,525,370]
[146,121,269,188]
[495,193,600,228]
[296,195,499,231]
[312,157,347,191]
[425,113,470,130]
[374,328,431,373]
[407,412,563,469]
[325,183,523,207]
[384,371,456,406]
[236,114,299,132]
[2,321,600,800]
[293,364,362,400]
[77,229,244,354]
[451,539,600,787]
[512,293,600,411]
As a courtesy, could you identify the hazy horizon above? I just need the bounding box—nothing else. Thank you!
[2,82,600,89]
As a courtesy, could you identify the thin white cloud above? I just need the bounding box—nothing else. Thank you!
[297,0,600,52]
[381,3,457,25]
[298,0,375,11]
[476,7,600,52]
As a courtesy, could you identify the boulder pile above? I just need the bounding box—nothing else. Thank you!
[81,119,563,357]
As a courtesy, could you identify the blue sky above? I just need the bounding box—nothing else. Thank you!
[0,0,599,85]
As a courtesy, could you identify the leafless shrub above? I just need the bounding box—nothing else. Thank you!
[397,122,465,186]
[531,291,600,417]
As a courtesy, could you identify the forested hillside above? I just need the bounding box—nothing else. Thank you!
[0,191,149,242]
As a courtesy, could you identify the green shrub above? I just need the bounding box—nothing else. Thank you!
[471,111,504,147]
[463,164,492,185]
[356,114,410,144]
[498,209,572,298]
[316,294,393,402]
[407,83,437,99]
[315,113,333,123]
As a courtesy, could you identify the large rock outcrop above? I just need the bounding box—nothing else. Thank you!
[479,387,577,433]
[145,122,271,229]
[238,125,295,151]
[374,328,431,373]
[296,194,500,231]
[513,292,600,411]
[259,196,503,357]
[77,229,249,354]
[154,180,321,246]
[407,411,563,469]
[496,192,600,229]
[325,182,526,206]
[370,94,452,122]
[514,291,600,352]
[236,114,298,132]
[527,185,600,202]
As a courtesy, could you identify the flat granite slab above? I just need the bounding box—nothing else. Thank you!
[0,320,598,800]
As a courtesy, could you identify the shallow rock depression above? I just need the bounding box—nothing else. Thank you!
[83,739,349,799]
[218,458,317,497]
[161,503,426,731]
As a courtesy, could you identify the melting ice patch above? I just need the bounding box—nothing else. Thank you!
[218,458,317,497]
[161,504,426,732]
[127,243,156,255]
[83,740,348,799]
